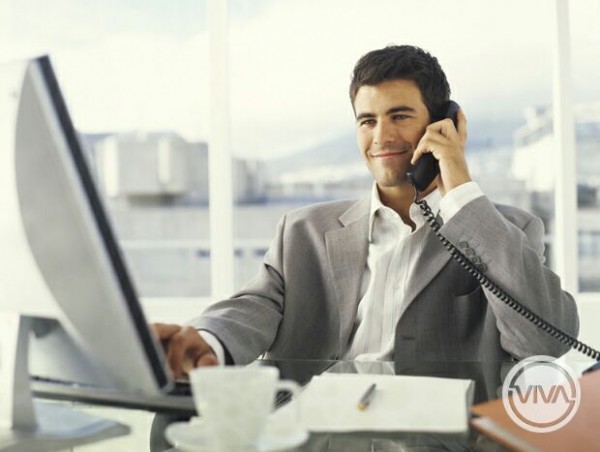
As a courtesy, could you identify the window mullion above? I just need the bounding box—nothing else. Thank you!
[208,0,234,298]
[552,0,578,295]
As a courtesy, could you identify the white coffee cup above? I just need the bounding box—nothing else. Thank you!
[189,365,301,451]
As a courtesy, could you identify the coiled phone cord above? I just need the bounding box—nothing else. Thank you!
[414,188,600,361]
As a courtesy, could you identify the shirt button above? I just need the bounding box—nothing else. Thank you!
[458,241,469,249]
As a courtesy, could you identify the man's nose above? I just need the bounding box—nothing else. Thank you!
[373,121,395,146]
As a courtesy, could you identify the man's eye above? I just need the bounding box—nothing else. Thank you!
[393,115,409,121]
[359,119,375,126]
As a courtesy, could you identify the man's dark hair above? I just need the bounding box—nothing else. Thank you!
[349,45,451,119]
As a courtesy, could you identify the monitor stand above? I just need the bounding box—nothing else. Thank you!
[0,314,129,451]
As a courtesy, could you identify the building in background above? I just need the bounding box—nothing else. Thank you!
[85,132,266,206]
[512,102,600,290]
[79,132,267,296]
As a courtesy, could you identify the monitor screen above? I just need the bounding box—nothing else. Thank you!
[0,56,175,445]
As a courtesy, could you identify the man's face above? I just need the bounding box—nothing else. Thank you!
[353,79,430,189]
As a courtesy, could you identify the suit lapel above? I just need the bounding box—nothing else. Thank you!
[325,196,370,349]
[404,219,452,309]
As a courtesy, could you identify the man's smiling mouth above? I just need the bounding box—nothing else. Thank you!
[371,151,408,157]
[369,150,410,158]
[368,143,413,158]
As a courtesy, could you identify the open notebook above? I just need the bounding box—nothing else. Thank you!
[292,373,474,433]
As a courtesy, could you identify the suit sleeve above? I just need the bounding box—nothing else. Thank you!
[187,215,288,364]
[438,195,579,358]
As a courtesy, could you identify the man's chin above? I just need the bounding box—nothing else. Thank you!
[375,174,412,188]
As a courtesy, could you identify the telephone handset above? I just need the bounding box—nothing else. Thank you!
[407,100,460,192]
[408,101,600,361]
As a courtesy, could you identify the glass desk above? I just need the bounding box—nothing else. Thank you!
[149,359,534,452]
[64,357,595,451]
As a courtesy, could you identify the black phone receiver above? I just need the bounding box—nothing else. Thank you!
[407,100,460,192]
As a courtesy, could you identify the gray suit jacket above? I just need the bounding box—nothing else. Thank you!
[192,195,579,364]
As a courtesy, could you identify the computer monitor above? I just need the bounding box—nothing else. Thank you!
[0,56,175,449]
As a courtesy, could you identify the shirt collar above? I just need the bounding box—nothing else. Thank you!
[368,182,442,242]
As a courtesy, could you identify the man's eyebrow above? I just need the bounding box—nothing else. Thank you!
[355,105,417,122]
[387,105,417,115]
[355,112,375,122]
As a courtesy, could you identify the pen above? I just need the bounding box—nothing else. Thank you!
[357,383,377,411]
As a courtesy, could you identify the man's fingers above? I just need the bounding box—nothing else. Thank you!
[411,134,447,165]
[456,109,467,142]
[196,353,219,367]
[151,323,181,340]
[165,328,194,378]
[164,326,216,378]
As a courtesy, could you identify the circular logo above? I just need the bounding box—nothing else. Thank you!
[502,355,580,433]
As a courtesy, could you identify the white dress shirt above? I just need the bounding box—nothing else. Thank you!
[200,182,484,365]
[343,182,483,361]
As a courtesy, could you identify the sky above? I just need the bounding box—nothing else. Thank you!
[2,0,599,159]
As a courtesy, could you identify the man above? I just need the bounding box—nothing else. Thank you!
[154,45,578,378]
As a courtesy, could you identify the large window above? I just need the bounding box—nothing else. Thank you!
[3,0,599,319]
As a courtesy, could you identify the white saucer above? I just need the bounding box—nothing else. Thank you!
[165,419,309,451]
